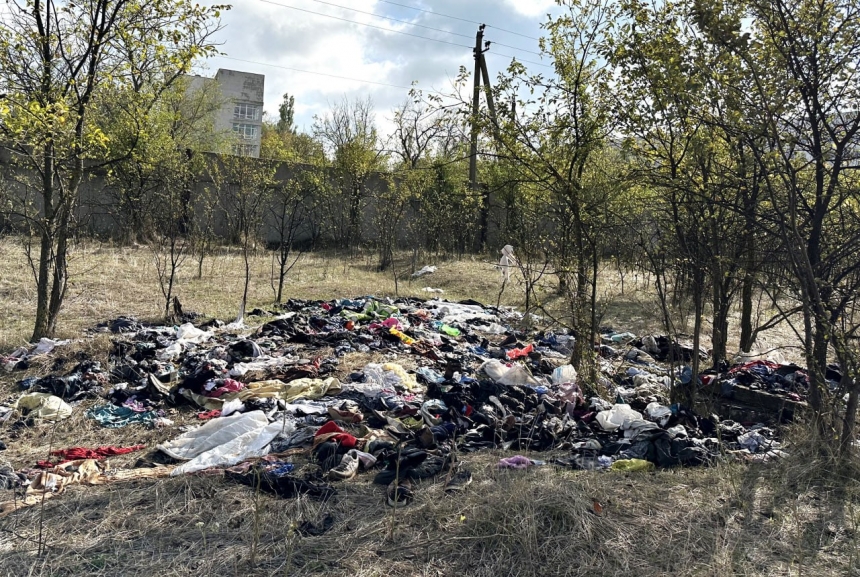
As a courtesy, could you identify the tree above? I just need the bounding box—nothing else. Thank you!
[0,0,226,340]
[694,0,860,446]
[467,0,619,379]
[278,93,296,135]
[213,155,277,323]
[313,97,385,249]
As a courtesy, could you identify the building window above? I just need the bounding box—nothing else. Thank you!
[232,123,258,140]
[234,102,260,120]
[232,143,258,156]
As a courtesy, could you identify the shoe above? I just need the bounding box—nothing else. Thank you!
[387,477,414,506]
[417,425,437,449]
[409,454,449,480]
[498,334,517,347]
[327,450,360,480]
[328,402,363,423]
[444,469,472,493]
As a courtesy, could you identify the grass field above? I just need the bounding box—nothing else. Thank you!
[0,237,856,576]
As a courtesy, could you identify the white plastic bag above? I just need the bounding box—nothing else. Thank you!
[158,411,286,476]
[480,359,540,386]
[595,404,642,432]
[551,365,578,385]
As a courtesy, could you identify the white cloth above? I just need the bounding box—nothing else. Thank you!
[499,245,517,282]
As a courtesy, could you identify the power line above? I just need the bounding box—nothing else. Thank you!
[490,40,543,57]
[302,0,472,40]
[215,55,449,96]
[253,0,553,68]
[256,0,471,49]
[375,0,541,41]
[301,0,545,56]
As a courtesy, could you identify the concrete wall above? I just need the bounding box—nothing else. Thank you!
[0,151,506,253]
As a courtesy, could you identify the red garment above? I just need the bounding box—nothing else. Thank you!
[506,343,534,360]
[314,420,357,448]
[38,444,146,467]
[197,410,222,420]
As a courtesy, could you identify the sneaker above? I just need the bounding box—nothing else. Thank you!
[327,450,360,481]
[387,477,414,506]
[444,469,472,493]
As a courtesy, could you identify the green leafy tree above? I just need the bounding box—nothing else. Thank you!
[0,0,227,340]
[693,0,860,446]
[277,93,296,135]
[313,96,385,249]
[467,0,619,379]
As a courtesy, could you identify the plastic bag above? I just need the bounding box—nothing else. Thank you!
[645,402,672,426]
[595,404,643,432]
[552,365,578,385]
[480,359,539,386]
[176,323,211,344]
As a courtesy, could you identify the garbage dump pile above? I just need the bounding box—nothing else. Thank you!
[0,297,819,512]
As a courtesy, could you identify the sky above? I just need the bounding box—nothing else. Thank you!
[197,0,561,136]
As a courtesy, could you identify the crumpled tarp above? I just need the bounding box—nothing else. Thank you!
[157,410,287,476]
[14,392,72,421]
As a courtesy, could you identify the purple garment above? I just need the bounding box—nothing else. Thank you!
[497,455,534,469]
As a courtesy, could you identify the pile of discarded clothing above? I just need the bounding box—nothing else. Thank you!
[0,297,801,509]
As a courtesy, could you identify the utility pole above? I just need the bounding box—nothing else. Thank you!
[468,24,485,191]
[469,27,500,252]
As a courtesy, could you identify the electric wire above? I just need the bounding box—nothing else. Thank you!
[375,0,542,41]
[254,0,552,68]
[216,55,450,96]
[300,0,545,56]
[256,0,472,49]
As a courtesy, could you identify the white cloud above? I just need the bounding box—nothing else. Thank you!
[503,0,558,17]
[197,0,556,137]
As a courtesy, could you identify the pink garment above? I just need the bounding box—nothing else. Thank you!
[205,378,246,398]
[497,455,534,469]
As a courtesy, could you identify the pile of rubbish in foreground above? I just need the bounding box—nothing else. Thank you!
[0,296,808,513]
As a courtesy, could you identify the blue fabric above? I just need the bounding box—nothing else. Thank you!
[86,404,158,428]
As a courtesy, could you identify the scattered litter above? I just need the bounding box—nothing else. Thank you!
[412,265,437,277]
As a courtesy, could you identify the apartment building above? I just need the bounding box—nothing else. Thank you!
[186,68,265,157]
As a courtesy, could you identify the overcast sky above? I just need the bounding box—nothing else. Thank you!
[197,0,561,136]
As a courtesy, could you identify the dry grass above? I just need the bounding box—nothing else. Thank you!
[1,453,858,576]
[0,237,854,576]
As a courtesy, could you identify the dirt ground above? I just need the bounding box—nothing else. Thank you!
[0,238,856,576]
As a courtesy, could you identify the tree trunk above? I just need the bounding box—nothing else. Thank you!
[739,271,754,352]
[689,274,703,408]
[32,143,56,341]
[711,276,730,368]
[840,373,858,456]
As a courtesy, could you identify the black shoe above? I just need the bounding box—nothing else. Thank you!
[444,469,472,493]
[387,477,414,506]
[408,455,449,480]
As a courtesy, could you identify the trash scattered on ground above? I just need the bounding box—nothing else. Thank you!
[411,265,437,278]
[0,296,814,511]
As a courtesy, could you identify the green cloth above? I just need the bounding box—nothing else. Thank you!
[86,404,158,428]
[610,459,655,472]
[341,301,399,322]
